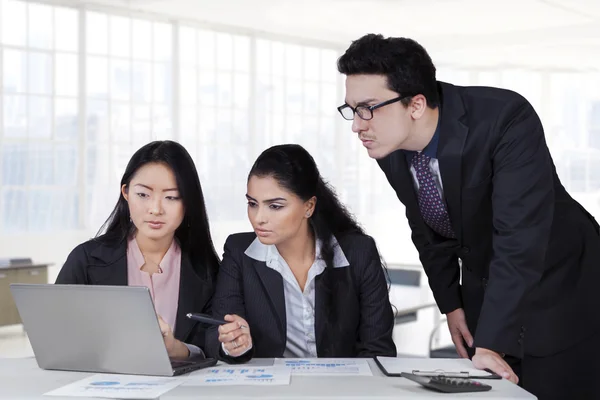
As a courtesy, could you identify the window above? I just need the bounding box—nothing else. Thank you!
[178,28,341,234]
[0,3,345,241]
[253,39,339,184]
[500,69,543,116]
[4,1,596,267]
[475,70,501,87]
[547,72,600,203]
[588,101,600,152]
[178,28,251,223]
[85,12,173,229]
[1,0,79,232]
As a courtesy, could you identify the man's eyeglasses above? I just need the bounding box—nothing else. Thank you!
[337,94,416,121]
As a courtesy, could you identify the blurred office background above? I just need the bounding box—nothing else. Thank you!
[1,0,599,357]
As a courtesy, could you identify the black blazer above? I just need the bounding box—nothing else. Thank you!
[378,81,600,358]
[205,232,396,362]
[55,234,216,350]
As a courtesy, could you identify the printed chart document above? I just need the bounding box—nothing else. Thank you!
[44,374,182,399]
[184,366,291,386]
[274,358,373,376]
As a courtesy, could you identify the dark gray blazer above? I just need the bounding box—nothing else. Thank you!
[205,232,396,363]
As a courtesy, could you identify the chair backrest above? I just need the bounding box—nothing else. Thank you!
[386,265,423,325]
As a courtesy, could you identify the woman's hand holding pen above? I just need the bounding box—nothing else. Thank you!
[218,314,252,357]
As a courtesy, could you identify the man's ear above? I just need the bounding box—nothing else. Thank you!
[409,94,428,120]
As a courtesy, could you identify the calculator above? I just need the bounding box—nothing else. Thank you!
[400,372,492,393]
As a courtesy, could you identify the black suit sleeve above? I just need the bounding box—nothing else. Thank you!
[205,236,254,363]
[55,244,89,284]
[474,99,553,358]
[185,293,214,354]
[406,208,462,314]
[355,237,397,357]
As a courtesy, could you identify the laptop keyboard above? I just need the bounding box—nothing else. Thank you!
[171,360,194,368]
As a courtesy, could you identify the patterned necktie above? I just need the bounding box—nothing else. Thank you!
[411,152,456,238]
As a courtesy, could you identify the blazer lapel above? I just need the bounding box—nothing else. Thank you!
[379,151,438,242]
[436,82,469,241]
[173,254,213,341]
[391,152,421,213]
[253,259,286,339]
[87,240,128,286]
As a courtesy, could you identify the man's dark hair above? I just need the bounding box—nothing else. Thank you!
[337,33,440,108]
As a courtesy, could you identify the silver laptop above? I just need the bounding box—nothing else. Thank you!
[10,283,217,376]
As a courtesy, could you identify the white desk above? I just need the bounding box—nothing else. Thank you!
[0,357,536,399]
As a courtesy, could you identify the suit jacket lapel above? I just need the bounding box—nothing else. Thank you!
[173,254,213,341]
[392,152,421,213]
[436,82,469,241]
[253,259,286,339]
[378,151,437,243]
[87,240,128,286]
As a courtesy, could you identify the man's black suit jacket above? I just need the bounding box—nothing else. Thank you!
[378,81,600,358]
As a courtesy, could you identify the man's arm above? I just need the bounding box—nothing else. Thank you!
[407,208,477,358]
[475,98,553,358]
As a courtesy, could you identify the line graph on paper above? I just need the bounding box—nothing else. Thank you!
[183,366,291,386]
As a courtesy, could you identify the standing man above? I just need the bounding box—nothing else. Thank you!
[337,33,600,399]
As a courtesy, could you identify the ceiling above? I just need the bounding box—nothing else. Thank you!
[71,0,600,69]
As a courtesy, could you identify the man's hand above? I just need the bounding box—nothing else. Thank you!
[446,308,474,358]
[472,348,519,384]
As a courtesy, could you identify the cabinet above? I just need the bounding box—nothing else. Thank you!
[0,264,50,327]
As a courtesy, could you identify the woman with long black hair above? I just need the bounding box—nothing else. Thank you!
[56,140,220,360]
[206,143,396,363]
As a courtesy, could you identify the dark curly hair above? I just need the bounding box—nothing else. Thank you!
[338,33,440,108]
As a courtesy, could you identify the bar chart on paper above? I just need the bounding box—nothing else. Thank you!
[44,374,182,399]
[274,358,373,376]
[184,366,291,386]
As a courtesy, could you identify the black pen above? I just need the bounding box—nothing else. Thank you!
[186,313,248,329]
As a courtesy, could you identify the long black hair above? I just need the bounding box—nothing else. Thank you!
[97,140,220,281]
[248,144,364,270]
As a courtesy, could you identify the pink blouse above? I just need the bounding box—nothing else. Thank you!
[126,237,181,331]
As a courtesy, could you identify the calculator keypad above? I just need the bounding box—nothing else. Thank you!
[401,373,493,393]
